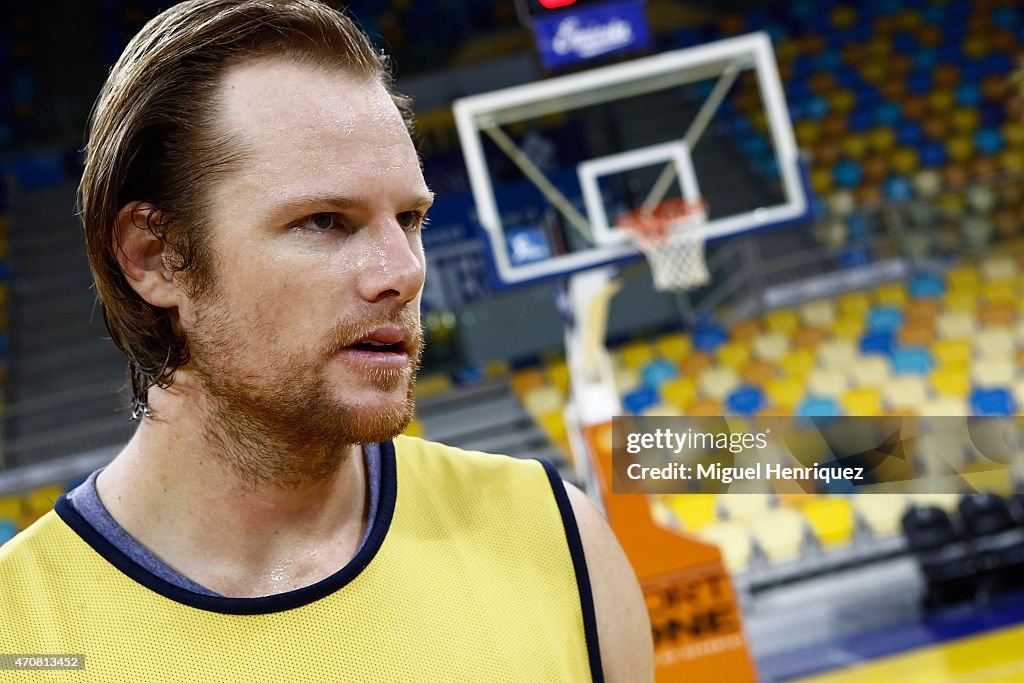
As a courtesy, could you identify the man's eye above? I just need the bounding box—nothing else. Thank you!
[301,213,341,231]
[397,211,428,232]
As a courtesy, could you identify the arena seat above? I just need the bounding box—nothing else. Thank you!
[665,494,717,532]
[854,494,907,537]
[697,522,752,573]
[750,507,806,562]
[803,496,856,547]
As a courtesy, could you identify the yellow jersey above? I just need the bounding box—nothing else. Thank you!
[0,436,601,681]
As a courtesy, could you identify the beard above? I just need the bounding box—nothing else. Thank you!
[183,292,422,489]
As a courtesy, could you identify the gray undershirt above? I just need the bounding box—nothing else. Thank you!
[65,443,383,597]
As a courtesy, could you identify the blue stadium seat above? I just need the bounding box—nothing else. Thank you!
[891,347,933,375]
[860,330,896,355]
[641,359,678,389]
[909,273,946,298]
[796,397,841,417]
[623,386,659,415]
[867,307,904,332]
[726,385,766,415]
[970,388,1016,416]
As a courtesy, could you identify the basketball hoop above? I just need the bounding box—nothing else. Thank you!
[618,198,711,292]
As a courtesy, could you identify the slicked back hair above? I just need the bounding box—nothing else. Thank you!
[78,0,411,417]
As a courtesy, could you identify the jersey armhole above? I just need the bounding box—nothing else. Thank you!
[536,459,606,683]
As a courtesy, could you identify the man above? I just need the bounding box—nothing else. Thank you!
[0,1,653,680]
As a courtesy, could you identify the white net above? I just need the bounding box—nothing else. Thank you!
[620,201,710,292]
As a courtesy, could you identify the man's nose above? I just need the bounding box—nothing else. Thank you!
[354,218,426,305]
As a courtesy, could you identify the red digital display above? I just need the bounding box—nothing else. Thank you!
[538,0,577,8]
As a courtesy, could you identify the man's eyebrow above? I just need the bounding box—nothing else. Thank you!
[271,192,435,218]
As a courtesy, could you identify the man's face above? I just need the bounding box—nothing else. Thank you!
[174,58,430,478]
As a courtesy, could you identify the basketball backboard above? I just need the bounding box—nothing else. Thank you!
[453,31,809,287]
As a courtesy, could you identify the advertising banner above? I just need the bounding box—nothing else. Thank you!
[531,0,651,69]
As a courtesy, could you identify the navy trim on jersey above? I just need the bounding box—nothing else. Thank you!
[53,440,398,615]
[538,459,605,683]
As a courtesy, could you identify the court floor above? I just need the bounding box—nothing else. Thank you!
[762,590,1024,682]
[794,624,1024,683]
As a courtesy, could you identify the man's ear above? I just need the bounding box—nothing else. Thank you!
[114,202,180,309]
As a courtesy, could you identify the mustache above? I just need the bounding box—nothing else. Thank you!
[322,308,423,355]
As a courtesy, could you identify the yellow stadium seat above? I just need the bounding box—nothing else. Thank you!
[765,308,799,335]
[947,266,979,289]
[847,356,891,387]
[803,497,855,547]
[838,291,871,317]
[656,333,691,361]
[719,493,772,522]
[717,341,750,370]
[641,403,683,417]
[753,332,791,362]
[853,495,907,537]
[831,315,865,340]
[936,310,976,338]
[907,493,960,513]
[931,367,970,398]
[882,375,929,411]
[984,281,1016,304]
[613,365,641,395]
[620,341,655,369]
[780,348,816,379]
[973,357,1015,388]
[0,496,22,522]
[818,339,858,368]
[944,290,978,312]
[842,387,883,415]
[699,367,741,400]
[807,368,849,398]
[522,385,565,417]
[981,254,1018,282]
[538,409,567,443]
[661,377,697,410]
[697,522,752,574]
[873,282,908,306]
[919,396,968,415]
[932,339,971,366]
[750,507,806,562]
[799,299,836,327]
[546,361,570,396]
[666,494,717,531]
[974,327,1015,358]
[766,378,805,410]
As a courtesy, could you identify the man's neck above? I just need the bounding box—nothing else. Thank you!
[96,382,368,598]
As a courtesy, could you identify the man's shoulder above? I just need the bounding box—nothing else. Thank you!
[0,509,67,566]
[390,434,510,461]
[0,510,81,612]
[392,434,550,477]
[390,435,562,510]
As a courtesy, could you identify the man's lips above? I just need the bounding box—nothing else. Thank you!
[337,326,413,367]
